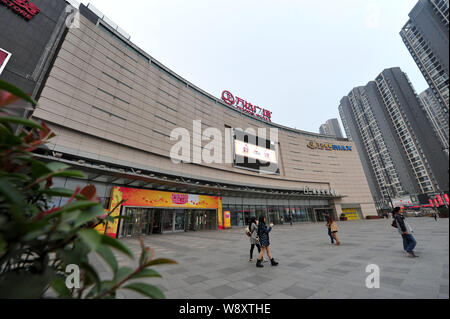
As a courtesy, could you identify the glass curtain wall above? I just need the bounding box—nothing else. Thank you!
[222,202,333,227]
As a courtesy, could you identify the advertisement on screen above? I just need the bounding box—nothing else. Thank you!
[232,129,280,175]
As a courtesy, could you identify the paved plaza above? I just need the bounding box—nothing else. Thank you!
[90,217,449,299]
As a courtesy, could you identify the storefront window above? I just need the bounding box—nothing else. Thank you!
[255,206,267,221]
[283,206,291,223]
[297,207,310,222]
[268,206,281,224]
[227,205,244,227]
[243,205,256,226]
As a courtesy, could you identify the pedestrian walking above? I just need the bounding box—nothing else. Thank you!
[256,216,279,268]
[248,217,261,262]
[433,212,438,221]
[289,212,293,226]
[392,207,418,258]
[324,213,335,244]
[329,217,340,246]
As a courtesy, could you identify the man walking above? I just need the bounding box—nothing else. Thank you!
[393,207,418,258]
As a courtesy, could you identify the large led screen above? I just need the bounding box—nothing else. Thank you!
[233,129,280,175]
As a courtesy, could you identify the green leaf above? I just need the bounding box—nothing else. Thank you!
[139,248,149,267]
[31,160,52,179]
[56,239,90,267]
[101,235,134,259]
[78,229,102,251]
[104,216,115,223]
[52,170,85,178]
[46,162,71,172]
[0,268,55,299]
[0,179,25,207]
[114,267,133,284]
[50,277,72,298]
[41,188,86,199]
[96,244,118,274]
[130,269,161,280]
[81,261,101,291]
[122,283,165,299]
[145,258,177,267]
[0,117,42,129]
[73,204,105,228]
[44,201,99,220]
[0,79,38,105]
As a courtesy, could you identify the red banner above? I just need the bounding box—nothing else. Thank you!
[437,194,444,206]
[444,194,449,205]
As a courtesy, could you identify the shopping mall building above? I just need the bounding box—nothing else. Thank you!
[1,1,378,238]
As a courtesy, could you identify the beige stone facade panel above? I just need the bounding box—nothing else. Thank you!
[31,15,377,216]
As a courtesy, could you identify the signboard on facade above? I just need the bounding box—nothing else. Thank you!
[222,90,272,122]
[392,196,413,207]
[224,211,231,229]
[307,141,352,151]
[234,140,278,164]
[104,187,223,237]
[0,49,12,75]
[0,0,41,21]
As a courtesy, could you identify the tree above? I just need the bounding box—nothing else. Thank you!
[0,79,176,298]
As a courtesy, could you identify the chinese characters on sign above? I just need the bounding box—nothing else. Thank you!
[0,0,41,21]
[234,140,278,163]
[307,141,352,151]
[222,90,272,122]
[171,193,189,205]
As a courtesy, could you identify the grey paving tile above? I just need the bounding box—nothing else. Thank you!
[242,274,273,285]
[183,275,209,284]
[166,267,188,275]
[337,261,364,267]
[100,218,448,299]
[324,268,351,276]
[439,285,449,294]
[286,262,310,269]
[206,285,239,298]
[380,276,404,287]
[282,285,317,298]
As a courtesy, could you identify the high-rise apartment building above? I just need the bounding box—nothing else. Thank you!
[319,118,344,138]
[419,88,449,154]
[400,0,449,114]
[339,67,449,206]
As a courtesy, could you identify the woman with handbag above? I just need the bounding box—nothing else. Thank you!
[256,216,279,268]
[325,213,335,244]
[248,217,261,262]
[330,217,340,246]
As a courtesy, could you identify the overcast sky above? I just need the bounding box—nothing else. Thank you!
[79,0,428,135]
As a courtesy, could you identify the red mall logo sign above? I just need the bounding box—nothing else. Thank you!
[221,90,272,122]
[0,0,41,21]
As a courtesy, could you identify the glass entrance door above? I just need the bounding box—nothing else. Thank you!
[162,210,174,233]
[152,209,163,234]
[174,210,185,232]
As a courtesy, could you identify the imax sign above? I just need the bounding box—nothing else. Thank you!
[307,141,352,151]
